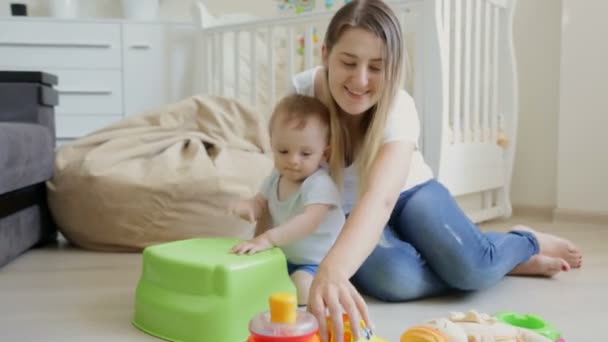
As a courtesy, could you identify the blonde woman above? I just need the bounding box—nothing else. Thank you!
[290,0,583,341]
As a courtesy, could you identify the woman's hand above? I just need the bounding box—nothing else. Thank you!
[231,233,274,255]
[308,265,372,342]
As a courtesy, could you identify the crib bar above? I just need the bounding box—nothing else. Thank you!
[201,34,210,95]
[234,31,241,100]
[211,33,218,95]
[400,10,408,89]
[442,0,450,40]
[442,0,451,145]
[305,25,314,70]
[462,0,472,143]
[287,27,295,91]
[413,1,426,150]
[482,1,491,141]
[491,6,499,143]
[451,0,462,143]
[218,32,225,96]
[472,0,482,142]
[268,26,276,107]
[250,29,257,106]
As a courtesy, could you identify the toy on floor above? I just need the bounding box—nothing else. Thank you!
[327,314,387,342]
[400,310,555,342]
[248,292,387,342]
[494,311,563,341]
[248,292,320,342]
[132,238,296,342]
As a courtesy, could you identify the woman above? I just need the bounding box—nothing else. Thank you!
[289,0,583,341]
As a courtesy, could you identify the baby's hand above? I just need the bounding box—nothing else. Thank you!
[231,234,274,255]
[228,199,256,223]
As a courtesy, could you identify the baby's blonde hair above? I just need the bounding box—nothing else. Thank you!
[322,0,404,196]
[269,94,331,142]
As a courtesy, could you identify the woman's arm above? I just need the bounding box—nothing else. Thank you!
[309,140,415,341]
[322,140,415,277]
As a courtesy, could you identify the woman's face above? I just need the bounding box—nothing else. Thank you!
[324,27,386,116]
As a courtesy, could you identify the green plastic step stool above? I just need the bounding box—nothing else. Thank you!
[132,238,296,342]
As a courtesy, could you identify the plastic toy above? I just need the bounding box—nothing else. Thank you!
[401,310,554,342]
[275,0,315,13]
[276,0,353,13]
[327,314,387,342]
[248,292,320,342]
[494,311,563,341]
[132,238,296,342]
[248,292,387,342]
[297,29,320,56]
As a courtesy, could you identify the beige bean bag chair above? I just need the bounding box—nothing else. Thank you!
[47,96,273,251]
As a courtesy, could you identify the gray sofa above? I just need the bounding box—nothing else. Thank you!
[0,71,58,268]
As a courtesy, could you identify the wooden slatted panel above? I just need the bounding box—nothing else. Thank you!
[451,0,462,143]
[250,29,257,106]
[462,0,472,142]
[472,0,482,142]
[482,0,491,142]
[234,31,240,100]
[491,6,499,143]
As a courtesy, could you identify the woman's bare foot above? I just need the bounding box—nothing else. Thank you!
[509,255,570,277]
[513,225,583,269]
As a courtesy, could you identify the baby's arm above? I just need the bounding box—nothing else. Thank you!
[229,193,267,223]
[253,200,272,237]
[264,204,332,247]
[231,204,331,255]
[266,170,341,247]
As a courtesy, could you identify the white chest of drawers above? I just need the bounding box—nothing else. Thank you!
[0,18,197,142]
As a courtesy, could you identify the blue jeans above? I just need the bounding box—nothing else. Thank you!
[287,262,319,276]
[351,179,539,302]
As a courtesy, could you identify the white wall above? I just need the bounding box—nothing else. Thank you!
[510,0,562,210]
[0,0,276,20]
[556,0,608,214]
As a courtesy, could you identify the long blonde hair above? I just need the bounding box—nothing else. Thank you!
[322,0,403,196]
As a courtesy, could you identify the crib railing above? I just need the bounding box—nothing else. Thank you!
[421,0,518,221]
[193,1,421,117]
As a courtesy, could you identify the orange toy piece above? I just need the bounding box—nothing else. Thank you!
[247,293,320,342]
[400,326,450,342]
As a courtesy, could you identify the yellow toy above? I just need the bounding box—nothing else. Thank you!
[400,310,553,342]
[247,293,387,342]
[327,314,387,342]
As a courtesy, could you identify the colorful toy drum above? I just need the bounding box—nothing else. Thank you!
[248,293,321,342]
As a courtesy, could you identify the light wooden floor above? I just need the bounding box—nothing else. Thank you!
[0,215,605,341]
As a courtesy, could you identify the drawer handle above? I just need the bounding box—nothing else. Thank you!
[130,43,151,50]
[0,41,112,49]
[57,88,112,95]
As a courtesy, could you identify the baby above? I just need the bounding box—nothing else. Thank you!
[230,94,345,305]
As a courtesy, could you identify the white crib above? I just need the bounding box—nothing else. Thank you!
[192,0,518,223]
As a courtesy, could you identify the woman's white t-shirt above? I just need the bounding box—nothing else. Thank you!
[291,66,434,213]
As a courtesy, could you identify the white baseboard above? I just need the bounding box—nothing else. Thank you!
[512,205,554,220]
[552,208,608,225]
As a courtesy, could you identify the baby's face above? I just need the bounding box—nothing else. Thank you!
[271,116,328,183]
